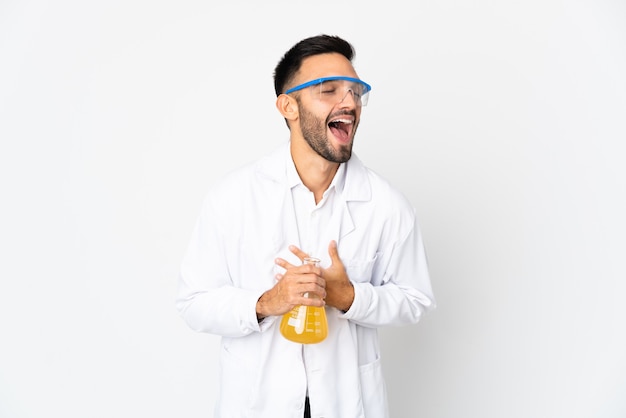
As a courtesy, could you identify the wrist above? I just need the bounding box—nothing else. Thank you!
[256,291,271,320]
[339,282,355,312]
[328,281,354,312]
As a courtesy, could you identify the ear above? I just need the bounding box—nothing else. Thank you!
[275,94,299,122]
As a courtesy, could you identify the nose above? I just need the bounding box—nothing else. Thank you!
[339,88,358,107]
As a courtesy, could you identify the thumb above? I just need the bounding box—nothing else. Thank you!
[328,240,340,264]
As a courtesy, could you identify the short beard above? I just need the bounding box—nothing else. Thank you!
[298,99,355,163]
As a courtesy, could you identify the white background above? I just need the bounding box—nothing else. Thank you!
[1,1,625,417]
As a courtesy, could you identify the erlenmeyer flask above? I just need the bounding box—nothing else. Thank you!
[279,257,328,344]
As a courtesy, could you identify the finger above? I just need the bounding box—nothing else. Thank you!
[275,257,296,270]
[298,292,326,306]
[289,245,309,261]
[301,280,326,294]
[311,286,327,301]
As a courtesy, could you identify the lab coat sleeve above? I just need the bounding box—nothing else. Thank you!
[176,195,266,337]
[341,212,436,327]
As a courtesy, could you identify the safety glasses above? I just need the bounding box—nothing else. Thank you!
[285,76,371,106]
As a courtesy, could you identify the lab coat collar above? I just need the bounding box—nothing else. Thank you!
[259,141,371,255]
[256,141,372,203]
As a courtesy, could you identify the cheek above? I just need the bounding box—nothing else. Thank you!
[302,109,330,129]
[308,101,333,119]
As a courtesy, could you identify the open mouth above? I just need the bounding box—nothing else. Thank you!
[328,118,353,142]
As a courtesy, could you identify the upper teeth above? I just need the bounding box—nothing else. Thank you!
[332,119,352,124]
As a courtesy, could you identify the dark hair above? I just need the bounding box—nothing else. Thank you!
[273,34,355,97]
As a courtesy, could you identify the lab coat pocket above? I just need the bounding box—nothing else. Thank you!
[345,253,378,284]
[219,339,256,409]
[359,356,389,418]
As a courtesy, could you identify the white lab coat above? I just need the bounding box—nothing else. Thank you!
[177,141,435,418]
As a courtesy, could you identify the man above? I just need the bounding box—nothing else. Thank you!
[177,34,435,418]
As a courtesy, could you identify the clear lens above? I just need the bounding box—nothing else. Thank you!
[285,77,371,106]
[314,79,369,106]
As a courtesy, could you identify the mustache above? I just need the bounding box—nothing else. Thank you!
[327,110,356,122]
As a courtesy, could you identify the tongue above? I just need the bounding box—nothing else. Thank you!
[330,125,349,142]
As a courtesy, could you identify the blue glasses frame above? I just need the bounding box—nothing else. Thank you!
[284,76,372,95]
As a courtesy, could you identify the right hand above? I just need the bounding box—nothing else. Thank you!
[256,250,326,319]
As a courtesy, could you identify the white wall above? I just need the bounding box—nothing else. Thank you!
[1,1,625,417]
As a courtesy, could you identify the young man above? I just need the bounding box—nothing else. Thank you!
[177,34,435,418]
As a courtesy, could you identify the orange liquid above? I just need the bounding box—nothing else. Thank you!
[280,301,328,344]
[280,257,327,344]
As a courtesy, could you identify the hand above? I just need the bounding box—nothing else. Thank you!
[279,242,354,312]
[255,247,326,319]
[322,240,354,312]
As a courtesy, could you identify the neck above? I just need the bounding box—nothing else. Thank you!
[290,140,339,204]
